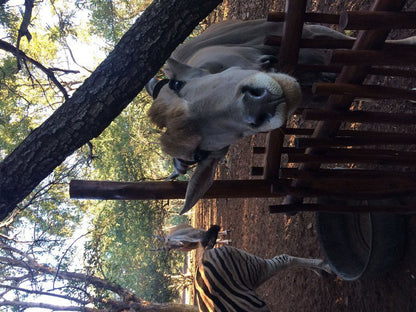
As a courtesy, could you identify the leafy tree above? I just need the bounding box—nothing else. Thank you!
[0,0,223,220]
[0,0,223,310]
[0,236,198,311]
[85,0,153,45]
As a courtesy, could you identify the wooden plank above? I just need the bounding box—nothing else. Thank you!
[287,153,416,166]
[251,167,264,176]
[273,176,416,198]
[279,168,416,179]
[283,128,411,137]
[340,11,416,30]
[265,36,354,49]
[69,179,280,200]
[312,82,416,100]
[252,146,266,154]
[278,0,307,74]
[262,129,284,180]
[302,109,416,125]
[295,135,416,148]
[296,64,416,78]
[329,49,416,66]
[267,12,340,24]
[269,203,415,213]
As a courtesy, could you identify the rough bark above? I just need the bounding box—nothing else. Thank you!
[0,0,223,221]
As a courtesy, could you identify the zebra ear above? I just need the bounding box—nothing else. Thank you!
[179,147,228,215]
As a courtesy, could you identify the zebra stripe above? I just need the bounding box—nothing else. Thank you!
[194,246,331,312]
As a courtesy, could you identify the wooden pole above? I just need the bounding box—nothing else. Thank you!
[269,203,415,213]
[267,12,340,24]
[312,83,416,101]
[283,128,412,137]
[329,49,416,66]
[287,153,416,166]
[69,179,282,200]
[295,135,416,148]
[340,11,416,30]
[302,109,416,125]
[278,0,307,74]
[296,64,416,78]
[279,168,416,179]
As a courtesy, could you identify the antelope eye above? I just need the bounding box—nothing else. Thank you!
[169,79,185,93]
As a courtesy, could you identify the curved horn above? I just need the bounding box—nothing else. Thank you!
[179,147,229,215]
[145,78,169,99]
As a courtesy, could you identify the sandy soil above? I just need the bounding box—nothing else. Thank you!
[192,1,416,311]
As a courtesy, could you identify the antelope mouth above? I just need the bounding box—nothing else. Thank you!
[268,73,302,115]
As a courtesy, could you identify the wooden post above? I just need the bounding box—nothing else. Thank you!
[269,203,415,213]
[279,168,416,180]
[329,49,416,66]
[295,135,416,148]
[296,64,416,78]
[278,0,307,74]
[267,12,340,24]
[302,109,416,125]
[70,179,283,200]
[287,153,416,166]
[312,82,416,101]
[340,11,416,30]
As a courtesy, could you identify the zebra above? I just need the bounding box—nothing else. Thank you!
[194,226,331,312]
[152,223,230,252]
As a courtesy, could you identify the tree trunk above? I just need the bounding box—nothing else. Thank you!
[0,0,223,221]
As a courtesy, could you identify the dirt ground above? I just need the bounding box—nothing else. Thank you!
[192,1,416,311]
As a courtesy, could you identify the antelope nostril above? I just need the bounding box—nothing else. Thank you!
[242,86,267,98]
[250,113,273,127]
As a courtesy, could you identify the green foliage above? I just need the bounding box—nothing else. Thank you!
[85,90,187,302]
[0,1,20,41]
[91,91,171,181]
[0,57,31,156]
[86,200,182,302]
[1,0,189,305]
[82,0,153,45]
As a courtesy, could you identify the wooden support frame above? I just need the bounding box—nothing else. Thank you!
[70,0,416,214]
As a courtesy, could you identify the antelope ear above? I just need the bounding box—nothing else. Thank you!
[164,58,207,80]
[179,147,229,215]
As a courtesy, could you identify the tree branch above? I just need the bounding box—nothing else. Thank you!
[0,0,223,221]
[0,38,69,99]
[1,300,96,312]
[16,0,35,52]
[0,241,140,302]
[0,284,88,305]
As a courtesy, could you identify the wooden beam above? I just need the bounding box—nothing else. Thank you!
[295,135,416,148]
[279,168,416,179]
[329,49,416,66]
[278,0,307,74]
[287,153,416,166]
[296,64,416,78]
[302,109,416,125]
[267,12,340,24]
[339,11,416,30]
[269,203,415,213]
[69,179,282,200]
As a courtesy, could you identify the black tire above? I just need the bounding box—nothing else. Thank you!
[316,198,407,281]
